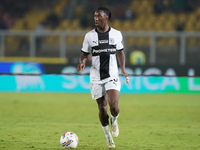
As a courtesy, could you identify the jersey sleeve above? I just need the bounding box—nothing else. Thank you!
[81,33,91,54]
[116,31,124,50]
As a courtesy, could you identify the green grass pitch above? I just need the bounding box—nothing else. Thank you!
[0,93,200,150]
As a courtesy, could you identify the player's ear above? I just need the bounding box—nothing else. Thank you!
[105,15,108,22]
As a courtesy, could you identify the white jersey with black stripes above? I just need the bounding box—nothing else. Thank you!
[81,27,124,83]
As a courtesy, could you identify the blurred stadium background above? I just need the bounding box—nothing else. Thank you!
[0,0,200,92]
[0,0,200,66]
[1,1,200,149]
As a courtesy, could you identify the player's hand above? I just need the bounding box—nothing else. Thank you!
[121,70,129,85]
[125,76,130,85]
[77,63,85,73]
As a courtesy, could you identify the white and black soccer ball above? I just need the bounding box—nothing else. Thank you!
[60,132,79,149]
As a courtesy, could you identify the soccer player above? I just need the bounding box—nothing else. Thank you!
[77,7,129,147]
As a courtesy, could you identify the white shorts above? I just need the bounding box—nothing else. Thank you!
[90,77,121,100]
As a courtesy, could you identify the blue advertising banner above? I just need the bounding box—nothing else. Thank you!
[0,62,44,74]
[0,75,200,93]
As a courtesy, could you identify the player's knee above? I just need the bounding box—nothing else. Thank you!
[110,105,119,116]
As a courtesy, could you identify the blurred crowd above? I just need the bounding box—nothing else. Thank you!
[0,0,28,29]
[60,0,135,29]
[0,0,200,30]
[0,0,57,30]
[153,0,198,14]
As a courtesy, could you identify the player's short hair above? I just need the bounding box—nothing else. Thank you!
[97,7,111,20]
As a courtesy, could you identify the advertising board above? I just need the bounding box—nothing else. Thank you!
[0,75,199,93]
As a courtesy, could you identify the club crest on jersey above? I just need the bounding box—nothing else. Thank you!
[110,38,115,44]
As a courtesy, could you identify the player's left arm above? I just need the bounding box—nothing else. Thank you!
[116,50,129,85]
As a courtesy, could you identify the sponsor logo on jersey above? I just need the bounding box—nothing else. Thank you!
[93,41,97,44]
[93,48,116,53]
[99,40,108,44]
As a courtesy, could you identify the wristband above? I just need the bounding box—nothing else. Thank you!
[79,58,87,64]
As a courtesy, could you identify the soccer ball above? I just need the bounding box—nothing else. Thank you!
[60,132,79,149]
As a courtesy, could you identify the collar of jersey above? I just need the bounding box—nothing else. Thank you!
[95,26,111,34]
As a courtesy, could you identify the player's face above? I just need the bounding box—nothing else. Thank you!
[94,10,108,29]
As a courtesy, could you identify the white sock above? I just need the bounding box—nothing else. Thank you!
[102,125,111,136]
[111,114,119,123]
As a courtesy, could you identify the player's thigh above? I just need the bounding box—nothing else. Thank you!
[107,89,120,106]
[105,78,120,105]
[105,77,121,92]
[90,82,106,100]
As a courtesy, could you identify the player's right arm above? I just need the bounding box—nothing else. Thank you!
[77,52,89,73]
[77,32,91,73]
